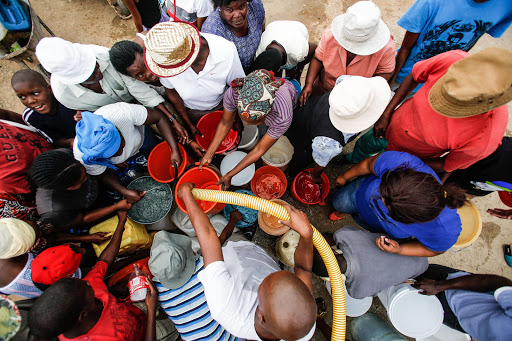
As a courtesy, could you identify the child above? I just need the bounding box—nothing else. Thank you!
[11,69,77,148]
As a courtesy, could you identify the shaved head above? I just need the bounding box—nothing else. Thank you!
[257,271,316,340]
[11,69,48,87]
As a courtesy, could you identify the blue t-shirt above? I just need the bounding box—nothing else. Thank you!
[201,0,265,68]
[22,100,77,144]
[445,272,512,341]
[355,151,462,252]
[395,0,512,87]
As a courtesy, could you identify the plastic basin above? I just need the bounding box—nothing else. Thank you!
[261,136,294,170]
[258,199,290,236]
[291,168,329,205]
[196,110,240,154]
[148,142,189,183]
[238,122,259,150]
[251,165,287,200]
[452,201,482,250]
[220,151,255,186]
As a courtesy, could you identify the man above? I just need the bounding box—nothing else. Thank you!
[177,182,316,340]
[374,47,511,181]
[414,264,512,341]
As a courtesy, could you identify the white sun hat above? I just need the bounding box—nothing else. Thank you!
[35,37,97,85]
[329,76,391,134]
[331,1,390,56]
[144,22,201,77]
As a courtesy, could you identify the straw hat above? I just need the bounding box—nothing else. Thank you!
[429,47,512,118]
[36,37,96,85]
[144,22,201,77]
[331,1,390,56]
[329,76,390,134]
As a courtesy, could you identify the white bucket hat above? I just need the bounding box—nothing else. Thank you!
[329,76,390,134]
[331,1,390,56]
[35,37,97,85]
[144,22,201,77]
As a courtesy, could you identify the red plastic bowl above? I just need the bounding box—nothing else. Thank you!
[251,166,287,200]
[291,169,329,205]
[196,110,240,154]
[499,191,512,208]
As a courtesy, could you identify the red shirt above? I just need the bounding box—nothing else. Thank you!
[58,262,145,341]
[0,122,52,194]
[386,50,508,172]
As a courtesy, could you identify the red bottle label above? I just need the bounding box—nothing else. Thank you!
[128,275,149,295]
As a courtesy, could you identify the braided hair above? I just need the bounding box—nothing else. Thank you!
[29,149,83,190]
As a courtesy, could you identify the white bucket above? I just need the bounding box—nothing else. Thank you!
[220,151,255,186]
[378,284,443,339]
[323,275,372,317]
[416,324,471,341]
[238,123,259,150]
[261,136,294,170]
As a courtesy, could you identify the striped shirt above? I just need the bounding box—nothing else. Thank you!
[223,80,298,140]
[154,257,240,341]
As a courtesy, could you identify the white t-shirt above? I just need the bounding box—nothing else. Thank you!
[73,103,147,176]
[165,0,213,23]
[255,21,309,69]
[160,33,245,111]
[198,241,316,341]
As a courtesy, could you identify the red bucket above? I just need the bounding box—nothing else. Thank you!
[499,191,512,208]
[148,142,190,183]
[175,164,226,214]
[196,110,240,154]
[251,166,287,200]
[291,169,329,205]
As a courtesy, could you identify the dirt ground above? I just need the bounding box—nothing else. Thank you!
[1,0,511,340]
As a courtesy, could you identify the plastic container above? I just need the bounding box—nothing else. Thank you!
[499,190,512,208]
[220,151,255,186]
[0,0,31,31]
[175,164,225,214]
[259,199,291,236]
[416,324,471,341]
[323,275,373,317]
[89,216,156,257]
[291,169,329,205]
[377,283,443,339]
[251,165,287,200]
[196,110,240,154]
[275,229,299,265]
[128,263,149,302]
[452,201,482,250]
[350,312,408,341]
[127,176,173,224]
[148,142,190,183]
[261,136,294,170]
[223,190,259,228]
[238,122,259,150]
[108,258,152,288]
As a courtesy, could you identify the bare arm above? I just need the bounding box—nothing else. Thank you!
[98,169,145,203]
[178,183,223,266]
[373,73,418,138]
[388,31,420,85]
[218,210,243,245]
[143,279,158,341]
[376,237,443,257]
[299,57,323,106]
[373,71,394,81]
[414,274,512,295]
[197,17,207,31]
[0,109,26,125]
[145,107,182,166]
[279,204,314,292]
[165,88,200,137]
[155,103,188,144]
[123,0,144,33]
[335,154,379,186]
[198,108,236,168]
[98,211,127,266]
[311,163,325,184]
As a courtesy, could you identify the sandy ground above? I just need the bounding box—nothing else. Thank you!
[1,0,511,340]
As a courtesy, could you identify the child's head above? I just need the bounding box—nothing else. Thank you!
[11,69,55,115]
[255,271,316,340]
[28,278,92,338]
[379,166,467,224]
[29,149,86,191]
[148,231,197,289]
[110,40,158,83]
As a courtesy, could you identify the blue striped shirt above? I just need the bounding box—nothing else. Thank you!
[154,258,240,341]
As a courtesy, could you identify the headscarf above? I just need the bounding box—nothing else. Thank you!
[0,218,36,259]
[231,69,285,121]
[76,111,121,169]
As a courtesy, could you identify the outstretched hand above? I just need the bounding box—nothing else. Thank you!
[373,115,390,138]
[279,203,312,238]
[217,175,232,190]
[412,278,444,295]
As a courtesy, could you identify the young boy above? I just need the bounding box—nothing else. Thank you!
[11,69,78,148]
[178,183,316,340]
[28,211,159,341]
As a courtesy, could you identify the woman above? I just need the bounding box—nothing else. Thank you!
[30,149,133,229]
[201,0,265,71]
[331,151,466,257]
[199,69,298,188]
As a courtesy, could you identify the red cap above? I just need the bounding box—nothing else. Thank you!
[31,245,82,286]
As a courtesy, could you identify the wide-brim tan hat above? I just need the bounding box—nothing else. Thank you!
[331,1,390,56]
[144,22,201,77]
[329,76,390,134]
[429,47,512,118]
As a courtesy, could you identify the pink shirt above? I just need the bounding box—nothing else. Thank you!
[386,50,508,172]
[314,25,396,92]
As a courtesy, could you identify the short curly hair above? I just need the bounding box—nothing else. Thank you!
[212,0,252,9]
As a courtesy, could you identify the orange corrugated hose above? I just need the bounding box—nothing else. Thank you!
[191,188,346,341]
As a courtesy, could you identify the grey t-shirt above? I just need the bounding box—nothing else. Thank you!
[334,226,428,299]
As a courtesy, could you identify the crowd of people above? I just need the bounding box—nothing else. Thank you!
[0,0,511,340]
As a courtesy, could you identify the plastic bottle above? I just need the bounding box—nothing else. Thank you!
[128,264,149,302]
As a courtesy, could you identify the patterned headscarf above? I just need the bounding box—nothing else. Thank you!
[231,69,285,121]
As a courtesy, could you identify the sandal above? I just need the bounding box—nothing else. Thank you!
[329,212,346,221]
[505,244,512,267]
[316,297,327,318]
